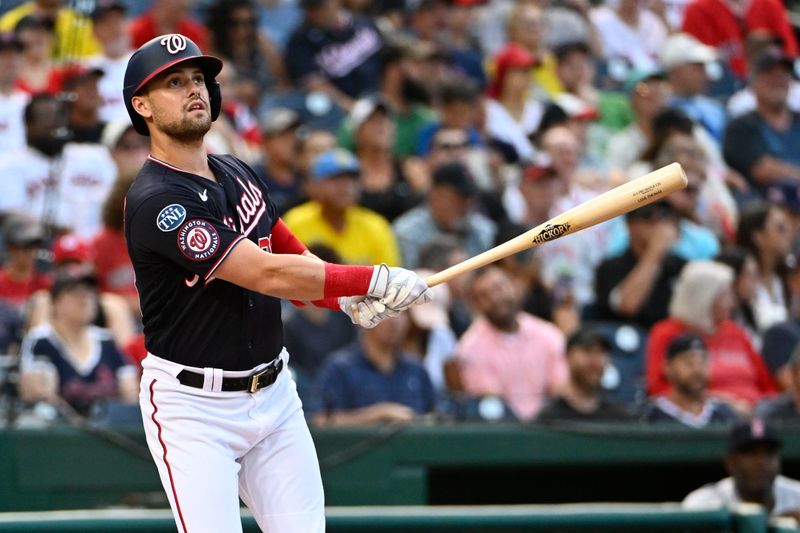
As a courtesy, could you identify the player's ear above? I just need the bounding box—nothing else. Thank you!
[131,94,153,120]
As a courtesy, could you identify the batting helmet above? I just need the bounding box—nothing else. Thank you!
[123,34,223,136]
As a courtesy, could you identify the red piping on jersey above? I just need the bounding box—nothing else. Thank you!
[205,235,245,280]
[149,379,189,533]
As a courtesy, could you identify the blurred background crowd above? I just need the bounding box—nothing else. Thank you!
[0,0,799,433]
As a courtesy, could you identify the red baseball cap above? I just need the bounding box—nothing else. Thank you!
[52,235,94,265]
[487,43,537,98]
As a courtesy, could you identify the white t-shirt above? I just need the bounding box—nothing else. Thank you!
[0,143,117,237]
[590,7,668,71]
[0,90,29,156]
[683,476,800,517]
[86,52,133,124]
[484,98,543,163]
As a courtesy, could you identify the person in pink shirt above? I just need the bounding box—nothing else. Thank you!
[647,260,777,414]
[453,266,567,420]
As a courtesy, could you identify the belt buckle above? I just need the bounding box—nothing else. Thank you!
[247,358,282,393]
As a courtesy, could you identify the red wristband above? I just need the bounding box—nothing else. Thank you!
[291,298,341,310]
[323,263,373,298]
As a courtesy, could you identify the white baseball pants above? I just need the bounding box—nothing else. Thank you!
[138,351,325,533]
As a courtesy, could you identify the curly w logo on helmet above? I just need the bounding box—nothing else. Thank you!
[160,34,188,55]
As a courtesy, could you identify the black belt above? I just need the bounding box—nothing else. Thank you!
[177,357,284,393]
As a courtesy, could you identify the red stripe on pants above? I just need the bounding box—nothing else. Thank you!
[149,379,189,533]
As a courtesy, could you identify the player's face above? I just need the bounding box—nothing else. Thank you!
[136,65,212,141]
[726,444,780,499]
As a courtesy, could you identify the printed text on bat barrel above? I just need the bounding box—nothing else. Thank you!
[531,223,571,244]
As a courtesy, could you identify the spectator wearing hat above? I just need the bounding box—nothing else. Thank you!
[311,312,436,426]
[206,0,287,113]
[59,65,106,144]
[594,201,686,329]
[606,69,668,174]
[646,261,778,412]
[660,33,727,144]
[0,32,28,156]
[393,161,496,269]
[0,0,101,61]
[12,15,57,95]
[756,346,800,421]
[483,43,542,163]
[681,0,797,79]
[26,234,136,350]
[255,107,305,216]
[502,3,560,97]
[128,0,207,51]
[341,95,426,222]
[101,122,150,181]
[590,0,668,72]
[85,0,133,124]
[536,327,632,423]
[641,333,738,427]
[283,148,400,266]
[17,267,137,415]
[284,0,384,110]
[723,48,800,203]
[0,215,49,312]
[0,93,117,238]
[683,419,800,520]
[452,265,567,421]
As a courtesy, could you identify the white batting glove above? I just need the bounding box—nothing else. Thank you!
[339,295,399,328]
[367,264,434,311]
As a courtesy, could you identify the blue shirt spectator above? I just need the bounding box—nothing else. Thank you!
[605,217,720,261]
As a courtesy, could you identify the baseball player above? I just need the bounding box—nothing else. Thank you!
[122,34,431,533]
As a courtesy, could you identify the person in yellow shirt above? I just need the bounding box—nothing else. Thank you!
[283,148,401,267]
[0,0,100,61]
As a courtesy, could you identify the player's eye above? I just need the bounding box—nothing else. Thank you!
[193,75,204,85]
[168,77,183,87]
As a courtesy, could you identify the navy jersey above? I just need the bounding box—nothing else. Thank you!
[22,324,130,414]
[124,154,283,370]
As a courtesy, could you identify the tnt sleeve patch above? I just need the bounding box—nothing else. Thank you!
[177,219,220,261]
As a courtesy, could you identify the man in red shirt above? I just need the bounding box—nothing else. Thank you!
[128,0,208,51]
[682,0,797,78]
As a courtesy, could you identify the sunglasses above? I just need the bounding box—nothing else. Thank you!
[435,141,469,150]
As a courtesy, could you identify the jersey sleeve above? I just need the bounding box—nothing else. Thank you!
[127,190,248,281]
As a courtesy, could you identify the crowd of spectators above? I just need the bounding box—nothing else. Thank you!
[0,0,799,434]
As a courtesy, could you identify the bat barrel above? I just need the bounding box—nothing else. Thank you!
[424,163,687,288]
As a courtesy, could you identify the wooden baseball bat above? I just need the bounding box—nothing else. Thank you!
[425,162,688,288]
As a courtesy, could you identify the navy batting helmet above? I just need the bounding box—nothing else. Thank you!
[123,34,223,135]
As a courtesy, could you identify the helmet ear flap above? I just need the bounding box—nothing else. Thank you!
[208,80,221,122]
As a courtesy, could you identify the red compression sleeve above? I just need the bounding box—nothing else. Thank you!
[290,298,341,310]
[323,263,373,298]
[270,218,308,255]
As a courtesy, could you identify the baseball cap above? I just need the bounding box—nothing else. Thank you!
[566,327,612,352]
[348,95,391,133]
[659,33,718,69]
[728,418,782,453]
[91,0,126,21]
[752,47,796,76]
[521,163,558,182]
[55,64,104,92]
[624,68,666,94]
[101,121,136,150]
[487,43,538,98]
[50,266,98,299]
[0,32,23,52]
[665,332,707,360]
[311,148,360,181]
[3,215,45,248]
[52,235,94,264]
[259,108,301,136]
[432,161,477,198]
